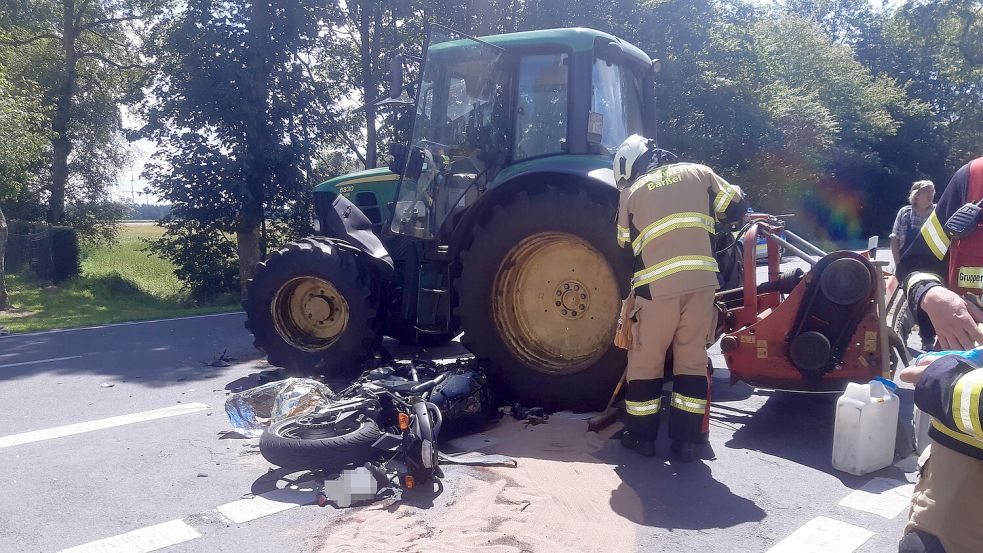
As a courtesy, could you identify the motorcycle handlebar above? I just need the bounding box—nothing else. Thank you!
[409,371,451,394]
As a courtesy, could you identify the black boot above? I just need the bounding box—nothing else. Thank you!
[621,430,657,457]
[622,378,663,458]
[671,439,696,463]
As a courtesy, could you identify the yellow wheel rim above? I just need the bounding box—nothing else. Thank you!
[271,276,350,352]
[492,232,619,375]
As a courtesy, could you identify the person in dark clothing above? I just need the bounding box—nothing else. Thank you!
[899,159,983,351]
[896,157,983,553]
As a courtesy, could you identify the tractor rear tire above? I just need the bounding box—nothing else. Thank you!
[455,186,629,411]
[244,237,380,377]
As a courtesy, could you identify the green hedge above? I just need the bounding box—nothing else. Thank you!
[3,221,80,282]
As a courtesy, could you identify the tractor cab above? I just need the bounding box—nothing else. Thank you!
[391,27,512,240]
[390,25,658,243]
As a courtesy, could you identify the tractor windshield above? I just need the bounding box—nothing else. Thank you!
[391,27,511,240]
[591,57,645,154]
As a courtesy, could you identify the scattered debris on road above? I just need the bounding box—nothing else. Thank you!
[206,349,236,368]
[225,357,514,508]
[225,377,336,438]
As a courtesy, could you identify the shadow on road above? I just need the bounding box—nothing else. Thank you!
[0,313,261,386]
[603,446,768,530]
[722,387,916,486]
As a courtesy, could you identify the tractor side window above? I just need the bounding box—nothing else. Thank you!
[515,53,569,160]
[591,59,644,153]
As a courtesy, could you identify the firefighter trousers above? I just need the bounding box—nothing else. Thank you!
[624,287,716,442]
[902,444,983,553]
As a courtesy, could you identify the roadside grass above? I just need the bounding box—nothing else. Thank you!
[0,223,239,333]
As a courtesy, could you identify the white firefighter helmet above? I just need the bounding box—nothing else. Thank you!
[613,134,655,187]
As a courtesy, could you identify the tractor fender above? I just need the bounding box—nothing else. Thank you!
[314,190,394,274]
[447,166,618,255]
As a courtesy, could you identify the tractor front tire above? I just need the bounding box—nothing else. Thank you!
[456,186,628,411]
[244,238,380,377]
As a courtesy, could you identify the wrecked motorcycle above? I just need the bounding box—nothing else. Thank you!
[259,359,495,490]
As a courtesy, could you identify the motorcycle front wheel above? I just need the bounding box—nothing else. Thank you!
[259,415,383,471]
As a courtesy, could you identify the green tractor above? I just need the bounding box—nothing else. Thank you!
[244,25,661,410]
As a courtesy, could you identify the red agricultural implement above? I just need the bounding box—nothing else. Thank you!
[717,215,911,391]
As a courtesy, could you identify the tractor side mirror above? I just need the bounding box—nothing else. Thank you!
[404,146,425,181]
[389,53,404,100]
[388,143,408,175]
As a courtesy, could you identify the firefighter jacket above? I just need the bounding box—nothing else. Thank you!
[916,353,983,459]
[902,159,983,319]
[616,162,745,300]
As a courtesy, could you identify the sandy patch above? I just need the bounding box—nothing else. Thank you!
[312,416,637,553]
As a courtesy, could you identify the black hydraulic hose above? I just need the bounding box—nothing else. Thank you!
[714,222,755,256]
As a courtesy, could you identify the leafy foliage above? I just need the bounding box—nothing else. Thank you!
[0,58,47,308]
[8,0,982,300]
[0,0,146,240]
[138,0,342,299]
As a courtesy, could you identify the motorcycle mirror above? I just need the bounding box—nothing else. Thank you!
[389,53,404,100]
[404,146,425,180]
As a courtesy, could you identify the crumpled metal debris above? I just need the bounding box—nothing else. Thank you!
[225,378,336,437]
[510,404,549,425]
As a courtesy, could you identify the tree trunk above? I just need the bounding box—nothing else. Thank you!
[0,205,9,310]
[359,8,378,169]
[236,226,262,299]
[236,0,274,299]
[48,0,78,225]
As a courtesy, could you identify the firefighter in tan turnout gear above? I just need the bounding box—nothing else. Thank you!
[894,157,983,553]
[613,134,746,462]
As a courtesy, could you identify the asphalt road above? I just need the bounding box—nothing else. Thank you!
[0,250,922,553]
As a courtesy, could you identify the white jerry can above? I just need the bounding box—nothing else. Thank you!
[832,378,901,476]
[913,406,932,455]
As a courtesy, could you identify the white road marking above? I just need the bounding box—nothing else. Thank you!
[838,477,914,519]
[0,403,209,448]
[58,519,200,553]
[0,355,82,369]
[0,311,243,339]
[766,516,874,553]
[216,485,316,524]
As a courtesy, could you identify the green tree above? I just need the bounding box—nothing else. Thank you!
[140,0,341,299]
[0,0,145,226]
[0,61,46,309]
[885,1,982,173]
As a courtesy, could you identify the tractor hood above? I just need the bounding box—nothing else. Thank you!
[314,168,400,194]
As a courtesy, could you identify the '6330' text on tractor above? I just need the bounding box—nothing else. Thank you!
[244,26,662,411]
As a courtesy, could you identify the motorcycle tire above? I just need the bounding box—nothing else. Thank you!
[259,415,383,471]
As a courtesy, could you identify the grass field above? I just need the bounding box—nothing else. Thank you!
[0,223,239,333]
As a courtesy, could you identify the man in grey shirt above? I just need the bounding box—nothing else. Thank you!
[892,180,936,267]
[891,179,936,350]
